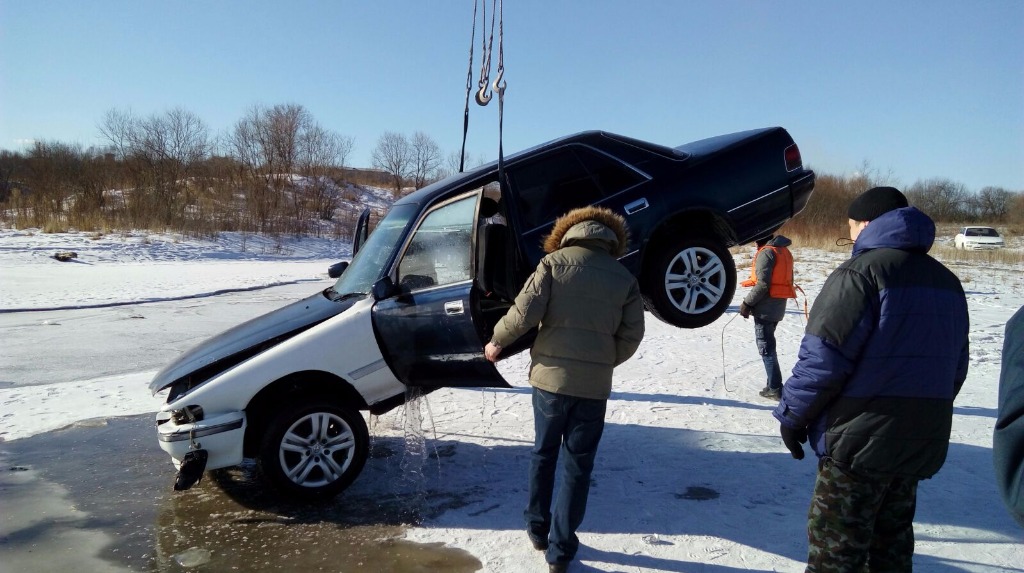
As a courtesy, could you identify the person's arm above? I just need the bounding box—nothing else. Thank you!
[486,259,553,360]
[774,266,877,428]
[614,280,645,366]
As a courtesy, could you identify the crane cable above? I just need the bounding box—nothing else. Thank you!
[459,0,505,174]
[492,0,506,189]
[458,0,479,173]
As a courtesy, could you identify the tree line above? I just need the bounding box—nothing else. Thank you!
[1,104,1021,239]
[783,166,1024,242]
[0,104,476,237]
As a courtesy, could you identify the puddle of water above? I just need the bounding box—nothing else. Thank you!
[1,414,481,572]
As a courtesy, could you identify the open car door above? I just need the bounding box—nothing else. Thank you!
[329,208,372,278]
[352,207,370,255]
[371,192,511,389]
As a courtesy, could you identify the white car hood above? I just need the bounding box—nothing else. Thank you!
[149,289,358,394]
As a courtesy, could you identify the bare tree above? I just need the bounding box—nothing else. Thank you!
[99,107,210,226]
[409,131,443,189]
[906,178,970,222]
[228,103,353,232]
[971,186,1014,222]
[1008,192,1024,228]
[0,149,21,203]
[300,124,355,225]
[371,131,411,197]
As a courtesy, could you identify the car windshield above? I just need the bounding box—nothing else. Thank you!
[965,228,999,237]
[331,203,419,297]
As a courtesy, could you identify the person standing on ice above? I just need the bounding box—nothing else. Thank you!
[773,186,969,572]
[738,234,796,401]
[484,206,645,573]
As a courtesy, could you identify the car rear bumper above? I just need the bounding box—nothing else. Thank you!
[156,410,246,470]
[790,170,816,215]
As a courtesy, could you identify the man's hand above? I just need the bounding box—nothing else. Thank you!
[484,342,502,363]
[739,302,751,319]
[780,424,808,460]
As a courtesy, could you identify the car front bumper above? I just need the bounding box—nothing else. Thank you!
[963,242,1004,250]
[156,410,247,471]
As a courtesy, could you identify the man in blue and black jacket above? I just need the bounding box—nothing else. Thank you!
[773,186,969,572]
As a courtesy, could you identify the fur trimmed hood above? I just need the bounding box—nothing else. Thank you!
[542,206,630,257]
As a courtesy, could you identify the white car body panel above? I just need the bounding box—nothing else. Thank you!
[148,290,344,394]
[156,297,404,470]
[161,297,404,414]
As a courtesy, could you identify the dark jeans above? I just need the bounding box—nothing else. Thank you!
[754,317,783,390]
[525,387,607,565]
[806,458,918,572]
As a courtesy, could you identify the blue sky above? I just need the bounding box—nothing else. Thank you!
[1,1,1022,191]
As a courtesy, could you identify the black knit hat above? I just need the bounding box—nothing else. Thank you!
[847,186,909,221]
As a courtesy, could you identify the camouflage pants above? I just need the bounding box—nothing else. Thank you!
[806,458,918,573]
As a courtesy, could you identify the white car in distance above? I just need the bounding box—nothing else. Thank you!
[954,226,1005,250]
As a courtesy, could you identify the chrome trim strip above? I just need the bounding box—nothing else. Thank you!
[159,419,244,442]
[728,185,788,213]
[350,358,387,380]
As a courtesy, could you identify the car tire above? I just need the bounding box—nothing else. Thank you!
[642,235,736,329]
[257,400,369,500]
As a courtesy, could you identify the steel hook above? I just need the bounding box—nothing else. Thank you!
[475,84,492,106]
[492,69,505,95]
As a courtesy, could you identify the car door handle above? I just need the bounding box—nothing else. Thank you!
[444,301,465,315]
[625,198,649,215]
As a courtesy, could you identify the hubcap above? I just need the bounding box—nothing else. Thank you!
[663,246,727,314]
[279,412,356,488]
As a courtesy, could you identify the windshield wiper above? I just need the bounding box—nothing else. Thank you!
[328,290,366,302]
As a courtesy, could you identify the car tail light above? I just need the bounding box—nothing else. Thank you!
[784,144,802,172]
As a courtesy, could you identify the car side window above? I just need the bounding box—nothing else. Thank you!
[511,149,598,230]
[510,146,643,230]
[575,146,646,196]
[398,195,476,290]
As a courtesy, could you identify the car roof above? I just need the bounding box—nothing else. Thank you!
[394,130,681,208]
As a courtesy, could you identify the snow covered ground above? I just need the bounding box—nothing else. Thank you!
[1,226,1021,572]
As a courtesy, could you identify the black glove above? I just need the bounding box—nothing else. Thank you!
[739,301,751,319]
[780,424,807,460]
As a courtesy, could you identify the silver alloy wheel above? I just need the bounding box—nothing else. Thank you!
[278,411,357,488]
[663,246,728,314]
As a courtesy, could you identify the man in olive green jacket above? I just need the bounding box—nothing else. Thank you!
[485,206,645,572]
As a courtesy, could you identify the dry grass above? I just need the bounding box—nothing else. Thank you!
[746,225,1024,267]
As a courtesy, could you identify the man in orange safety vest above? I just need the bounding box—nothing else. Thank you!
[739,234,796,400]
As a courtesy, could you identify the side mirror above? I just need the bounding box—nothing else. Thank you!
[327,261,349,278]
[371,277,396,301]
